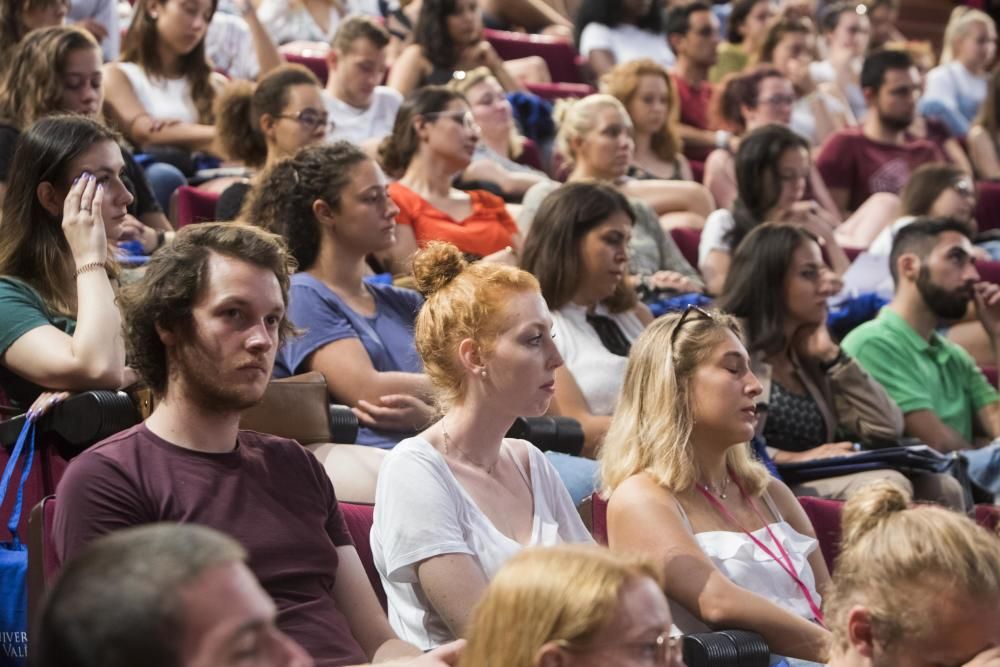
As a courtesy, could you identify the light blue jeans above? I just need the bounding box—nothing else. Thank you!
[961,441,1000,497]
[545,451,598,505]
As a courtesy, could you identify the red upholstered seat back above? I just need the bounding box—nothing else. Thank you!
[339,502,387,612]
[28,495,59,636]
[796,496,844,572]
[174,186,220,228]
[591,492,608,545]
[483,29,584,84]
[670,227,702,269]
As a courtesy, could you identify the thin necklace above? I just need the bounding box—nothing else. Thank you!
[700,473,731,500]
[441,423,499,475]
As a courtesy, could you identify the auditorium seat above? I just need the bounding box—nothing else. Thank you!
[483,29,585,84]
[670,227,702,269]
[339,502,387,611]
[796,496,843,572]
[27,495,58,637]
[174,186,221,228]
[524,82,597,101]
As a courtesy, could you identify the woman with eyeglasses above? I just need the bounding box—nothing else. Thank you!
[704,67,898,249]
[601,306,832,666]
[824,481,1000,667]
[214,64,328,221]
[459,545,684,667]
[520,182,653,458]
[716,223,964,508]
[755,16,853,148]
[845,163,980,300]
[378,86,520,274]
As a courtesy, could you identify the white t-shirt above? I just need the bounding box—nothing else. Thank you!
[116,62,199,123]
[839,215,916,300]
[698,208,735,267]
[921,61,988,129]
[551,302,645,416]
[323,87,402,146]
[371,436,592,649]
[578,22,675,69]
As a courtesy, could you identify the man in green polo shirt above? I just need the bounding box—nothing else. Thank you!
[842,217,1000,495]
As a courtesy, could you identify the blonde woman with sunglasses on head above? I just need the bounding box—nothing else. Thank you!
[601,307,831,666]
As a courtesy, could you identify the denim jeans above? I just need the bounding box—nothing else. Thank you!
[960,441,1000,496]
[544,451,598,505]
[143,161,188,213]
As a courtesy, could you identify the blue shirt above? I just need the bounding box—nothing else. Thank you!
[275,273,424,448]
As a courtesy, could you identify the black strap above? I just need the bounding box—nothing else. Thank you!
[586,313,632,357]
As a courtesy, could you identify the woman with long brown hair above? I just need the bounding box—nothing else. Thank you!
[102,0,226,155]
[0,115,132,415]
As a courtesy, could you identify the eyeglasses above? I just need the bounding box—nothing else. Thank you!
[690,25,718,38]
[953,179,977,199]
[424,110,480,132]
[758,94,796,108]
[670,305,714,350]
[275,109,333,132]
[561,633,682,665]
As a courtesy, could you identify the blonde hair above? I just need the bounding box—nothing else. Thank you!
[412,242,540,410]
[600,309,770,496]
[459,545,664,667]
[601,59,683,163]
[554,93,632,169]
[939,7,996,65]
[825,482,1000,654]
[448,66,524,160]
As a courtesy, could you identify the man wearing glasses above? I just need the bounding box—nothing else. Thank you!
[816,49,947,215]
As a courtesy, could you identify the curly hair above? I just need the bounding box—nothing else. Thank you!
[602,59,682,164]
[214,64,320,167]
[0,25,99,128]
[121,0,219,124]
[121,222,297,396]
[243,142,370,270]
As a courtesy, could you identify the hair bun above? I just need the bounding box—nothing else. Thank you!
[840,481,911,549]
[412,241,467,296]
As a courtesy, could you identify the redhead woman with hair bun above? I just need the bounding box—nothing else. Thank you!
[371,241,592,650]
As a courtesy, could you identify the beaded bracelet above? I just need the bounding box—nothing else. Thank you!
[74,262,105,277]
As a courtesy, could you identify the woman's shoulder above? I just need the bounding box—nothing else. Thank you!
[608,471,678,516]
[468,188,508,211]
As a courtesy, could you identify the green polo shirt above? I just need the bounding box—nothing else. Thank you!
[842,308,998,441]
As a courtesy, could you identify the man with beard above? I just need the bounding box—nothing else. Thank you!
[843,218,1000,497]
[52,223,460,667]
[816,49,946,215]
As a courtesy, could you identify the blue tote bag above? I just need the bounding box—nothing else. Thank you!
[0,419,36,666]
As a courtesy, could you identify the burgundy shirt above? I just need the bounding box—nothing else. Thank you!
[671,72,716,162]
[815,128,946,212]
[53,424,366,667]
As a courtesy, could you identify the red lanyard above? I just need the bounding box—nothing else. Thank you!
[696,476,826,627]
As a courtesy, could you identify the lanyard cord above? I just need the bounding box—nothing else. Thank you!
[696,475,826,627]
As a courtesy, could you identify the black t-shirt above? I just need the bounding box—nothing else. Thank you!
[0,123,162,219]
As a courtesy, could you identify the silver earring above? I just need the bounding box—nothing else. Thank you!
[480,369,487,378]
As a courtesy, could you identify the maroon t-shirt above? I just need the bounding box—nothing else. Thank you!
[671,72,716,162]
[53,424,367,667]
[815,128,946,212]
